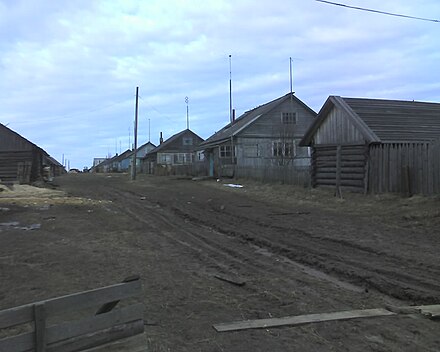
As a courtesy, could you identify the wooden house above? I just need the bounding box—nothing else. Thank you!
[300,96,440,195]
[131,141,156,172]
[0,123,64,183]
[142,129,204,175]
[199,93,316,184]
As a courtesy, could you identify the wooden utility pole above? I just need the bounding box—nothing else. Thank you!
[131,87,139,180]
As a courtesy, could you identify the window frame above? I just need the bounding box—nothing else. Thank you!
[281,111,297,125]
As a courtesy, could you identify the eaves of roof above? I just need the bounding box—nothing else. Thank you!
[201,93,312,148]
[299,96,380,146]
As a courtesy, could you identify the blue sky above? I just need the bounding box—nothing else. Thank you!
[1,0,439,168]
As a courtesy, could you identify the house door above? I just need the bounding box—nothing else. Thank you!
[209,154,214,177]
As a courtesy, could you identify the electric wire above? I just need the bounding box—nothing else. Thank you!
[316,0,440,23]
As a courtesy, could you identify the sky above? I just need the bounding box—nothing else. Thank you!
[1,0,439,169]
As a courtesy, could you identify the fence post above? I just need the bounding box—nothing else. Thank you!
[335,145,342,198]
[34,303,46,352]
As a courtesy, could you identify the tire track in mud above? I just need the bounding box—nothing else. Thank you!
[105,188,370,300]
[71,178,438,304]
[164,201,440,304]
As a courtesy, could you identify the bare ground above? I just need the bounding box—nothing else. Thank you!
[0,173,439,351]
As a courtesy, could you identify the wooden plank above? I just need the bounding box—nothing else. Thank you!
[0,280,141,330]
[35,303,47,352]
[0,331,34,352]
[46,303,144,344]
[81,333,148,352]
[213,308,396,332]
[95,275,140,315]
[335,145,341,197]
[46,320,144,352]
[0,304,33,329]
[414,304,440,319]
[42,280,142,316]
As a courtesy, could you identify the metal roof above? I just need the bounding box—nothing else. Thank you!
[200,93,317,148]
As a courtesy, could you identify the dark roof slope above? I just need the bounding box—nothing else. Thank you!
[0,123,64,167]
[301,96,440,145]
[147,129,203,154]
[200,93,316,148]
[343,97,440,142]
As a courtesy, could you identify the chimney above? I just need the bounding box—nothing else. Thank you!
[232,109,236,123]
[160,132,163,144]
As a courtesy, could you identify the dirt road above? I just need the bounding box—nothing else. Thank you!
[1,174,439,351]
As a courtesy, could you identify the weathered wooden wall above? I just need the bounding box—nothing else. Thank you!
[311,144,368,192]
[0,150,41,183]
[312,106,365,145]
[240,98,315,139]
[368,141,440,195]
[235,165,310,186]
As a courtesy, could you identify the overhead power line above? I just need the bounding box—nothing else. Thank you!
[315,0,440,23]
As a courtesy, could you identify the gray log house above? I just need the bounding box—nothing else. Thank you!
[199,93,316,184]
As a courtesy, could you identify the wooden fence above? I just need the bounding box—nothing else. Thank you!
[0,277,146,352]
[235,165,310,186]
[368,140,440,196]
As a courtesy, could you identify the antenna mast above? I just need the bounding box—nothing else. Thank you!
[185,96,189,129]
[131,86,139,181]
[229,54,233,123]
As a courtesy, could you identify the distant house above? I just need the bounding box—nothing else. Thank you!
[132,141,156,172]
[199,93,316,184]
[0,123,64,183]
[93,158,106,167]
[142,129,204,175]
[114,150,133,172]
[300,96,440,195]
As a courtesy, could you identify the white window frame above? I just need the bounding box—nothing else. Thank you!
[272,141,296,157]
[281,111,297,124]
[219,145,234,158]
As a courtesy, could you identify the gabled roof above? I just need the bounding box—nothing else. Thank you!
[137,141,156,150]
[300,96,440,145]
[0,123,63,167]
[113,149,133,162]
[200,93,317,148]
[0,123,39,150]
[147,129,203,155]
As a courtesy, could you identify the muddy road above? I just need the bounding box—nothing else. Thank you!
[1,173,439,351]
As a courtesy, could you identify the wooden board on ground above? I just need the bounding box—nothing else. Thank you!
[414,305,440,319]
[213,308,396,332]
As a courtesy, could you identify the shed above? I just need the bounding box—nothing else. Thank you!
[0,123,64,183]
[300,96,440,195]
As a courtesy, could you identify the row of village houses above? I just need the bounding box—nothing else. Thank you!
[1,92,439,195]
[91,93,440,196]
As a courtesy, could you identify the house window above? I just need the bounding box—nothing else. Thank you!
[273,141,295,157]
[281,112,297,124]
[182,137,193,146]
[159,154,172,164]
[173,153,194,164]
[197,151,205,161]
[219,145,233,158]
